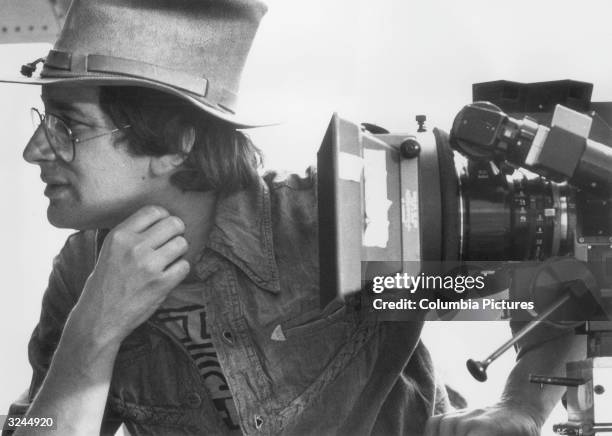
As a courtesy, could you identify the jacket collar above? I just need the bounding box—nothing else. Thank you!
[94,177,281,294]
[196,177,281,293]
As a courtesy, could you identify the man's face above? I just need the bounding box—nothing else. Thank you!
[23,85,158,230]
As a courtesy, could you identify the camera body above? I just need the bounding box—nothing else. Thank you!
[316,80,612,434]
[453,83,612,292]
[318,80,612,306]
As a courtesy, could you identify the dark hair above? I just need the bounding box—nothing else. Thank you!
[99,86,263,194]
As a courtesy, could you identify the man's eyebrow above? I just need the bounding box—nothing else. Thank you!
[40,95,89,119]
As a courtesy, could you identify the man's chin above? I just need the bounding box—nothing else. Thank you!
[47,205,121,230]
[47,205,90,230]
[47,210,79,229]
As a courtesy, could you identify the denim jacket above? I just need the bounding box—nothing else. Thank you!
[7,170,451,435]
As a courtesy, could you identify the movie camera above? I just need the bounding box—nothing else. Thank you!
[317,80,612,435]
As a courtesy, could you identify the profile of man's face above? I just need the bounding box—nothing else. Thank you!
[23,85,160,230]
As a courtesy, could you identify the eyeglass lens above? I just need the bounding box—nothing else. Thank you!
[30,108,74,161]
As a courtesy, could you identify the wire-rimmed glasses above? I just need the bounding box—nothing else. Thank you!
[30,107,131,162]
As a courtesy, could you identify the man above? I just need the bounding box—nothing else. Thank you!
[1,0,584,435]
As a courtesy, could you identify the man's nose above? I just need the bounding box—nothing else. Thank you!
[23,126,57,164]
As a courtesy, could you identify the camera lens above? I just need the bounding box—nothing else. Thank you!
[459,161,575,261]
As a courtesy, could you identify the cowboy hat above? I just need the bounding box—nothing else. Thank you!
[0,0,268,128]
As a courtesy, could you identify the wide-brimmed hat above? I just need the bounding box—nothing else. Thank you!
[0,0,267,127]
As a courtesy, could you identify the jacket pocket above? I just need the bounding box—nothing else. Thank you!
[273,300,353,340]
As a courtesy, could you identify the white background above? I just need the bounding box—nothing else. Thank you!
[3,0,612,434]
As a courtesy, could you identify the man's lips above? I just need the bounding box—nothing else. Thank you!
[41,175,71,197]
[44,183,71,198]
[41,175,69,185]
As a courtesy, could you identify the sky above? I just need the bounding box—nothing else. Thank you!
[2,0,612,433]
[239,0,612,171]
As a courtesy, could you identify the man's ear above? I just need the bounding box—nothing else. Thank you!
[149,124,196,177]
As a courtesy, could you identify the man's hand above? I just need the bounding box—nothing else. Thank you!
[16,205,190,435]
[424,402,541,436]
[71,205,190,347]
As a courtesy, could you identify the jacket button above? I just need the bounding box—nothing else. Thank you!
[222,330,234,345]
[254,415,264,430]
[186,392,202,408]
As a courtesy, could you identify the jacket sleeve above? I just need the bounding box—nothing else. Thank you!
[2,231,122,436]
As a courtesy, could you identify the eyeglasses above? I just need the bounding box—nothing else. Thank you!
[30,107,131,163]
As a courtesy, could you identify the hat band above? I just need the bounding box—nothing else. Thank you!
[43,49,210,99]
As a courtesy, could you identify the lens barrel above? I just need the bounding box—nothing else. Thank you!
[459,161,575,261]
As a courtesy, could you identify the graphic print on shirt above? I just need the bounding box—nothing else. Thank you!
[154,304,240,429]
